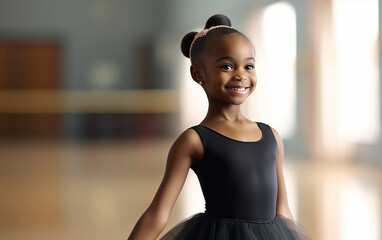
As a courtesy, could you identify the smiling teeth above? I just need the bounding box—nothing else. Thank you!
[229,87,246,91]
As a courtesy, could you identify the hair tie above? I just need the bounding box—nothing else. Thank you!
[189,25,233,63]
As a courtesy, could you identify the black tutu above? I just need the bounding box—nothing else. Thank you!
[160,213,311,240]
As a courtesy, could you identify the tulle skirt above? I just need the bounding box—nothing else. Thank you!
[160,213,311,240]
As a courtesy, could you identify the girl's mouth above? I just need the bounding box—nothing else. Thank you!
[225,87,250,95]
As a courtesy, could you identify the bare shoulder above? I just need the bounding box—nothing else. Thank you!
[269,126,281,140]
[174,128,203,148]
[170,128,204,163]
[266,124,283,147]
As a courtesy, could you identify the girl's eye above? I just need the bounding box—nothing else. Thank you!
[221,64,233,70]
[245,64,255,70]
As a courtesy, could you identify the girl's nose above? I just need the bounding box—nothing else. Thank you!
[233,68,248,81]
[233,73,247,81]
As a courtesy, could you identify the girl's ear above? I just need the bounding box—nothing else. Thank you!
[190,64,205,84]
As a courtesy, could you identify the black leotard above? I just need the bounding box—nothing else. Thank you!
[160,123,310,239]
[190,122,278,222]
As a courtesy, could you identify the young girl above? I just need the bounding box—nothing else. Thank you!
[128,14,309,240]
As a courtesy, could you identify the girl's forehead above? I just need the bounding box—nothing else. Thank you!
[207,34,254,57]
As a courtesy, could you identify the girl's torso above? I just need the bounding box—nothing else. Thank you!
[190,122,278,222]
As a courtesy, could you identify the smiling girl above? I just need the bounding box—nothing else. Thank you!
[127,14,309,240]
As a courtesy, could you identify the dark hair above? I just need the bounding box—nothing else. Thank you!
[180,14,245,64]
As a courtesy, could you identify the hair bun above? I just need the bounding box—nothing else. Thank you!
[204,14,232,29]
[180,31,197,58]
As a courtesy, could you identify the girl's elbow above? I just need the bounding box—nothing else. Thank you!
[276,206,293,220]
[145,208,170,229]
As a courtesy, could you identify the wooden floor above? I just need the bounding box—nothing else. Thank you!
[0,139,381,240]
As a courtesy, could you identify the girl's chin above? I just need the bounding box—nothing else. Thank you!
[227,98,248,106]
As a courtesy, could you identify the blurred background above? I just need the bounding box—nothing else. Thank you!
[0,0,381,239]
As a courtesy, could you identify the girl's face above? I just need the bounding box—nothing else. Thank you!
[198,33,257,106]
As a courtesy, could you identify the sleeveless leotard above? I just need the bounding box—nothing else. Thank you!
[190,122,278,222]
[160,122,310,240]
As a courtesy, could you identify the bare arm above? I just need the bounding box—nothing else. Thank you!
[272,127,294,220]
[127,129,203,240]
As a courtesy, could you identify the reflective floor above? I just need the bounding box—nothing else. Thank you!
[0,139,381,240]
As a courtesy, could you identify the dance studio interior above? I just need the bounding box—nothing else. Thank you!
[0,0,381,239]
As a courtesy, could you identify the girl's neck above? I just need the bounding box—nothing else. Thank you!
[203,101,247,124]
